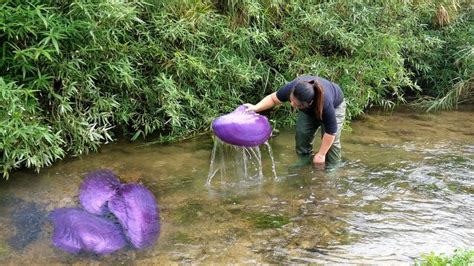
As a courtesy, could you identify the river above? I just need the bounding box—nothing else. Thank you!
[0,106,473,264]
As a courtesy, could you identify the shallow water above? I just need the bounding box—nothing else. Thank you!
[0,106,473,264]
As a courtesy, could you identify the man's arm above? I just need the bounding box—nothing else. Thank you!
[244,92,282,112]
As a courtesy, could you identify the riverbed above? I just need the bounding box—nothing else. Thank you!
[0,106,473,264]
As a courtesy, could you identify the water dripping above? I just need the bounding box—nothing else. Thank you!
[206,138,278,188]
[264,141,278,180]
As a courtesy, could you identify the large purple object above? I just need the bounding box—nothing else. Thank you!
[211,105,272,147]
[109,184,160,249]
[79,169,120,215]
[49,208,127,254]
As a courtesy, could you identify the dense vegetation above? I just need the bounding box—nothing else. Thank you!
[416,249,474,266]
[1,0,473,178]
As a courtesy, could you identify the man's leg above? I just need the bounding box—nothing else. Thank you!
[293,110,319,167]
[324,101,346,164]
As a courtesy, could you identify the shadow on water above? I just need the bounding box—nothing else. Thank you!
[0,105,473,264]
[0,197,47,251]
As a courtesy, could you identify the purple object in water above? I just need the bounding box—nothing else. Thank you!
[109,184,160,249]
[49,208,127,254]
[211,105,272,147]
[79,169,121,215]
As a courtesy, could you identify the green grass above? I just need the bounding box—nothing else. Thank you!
[1,0,472,178]
[416,249,474,266]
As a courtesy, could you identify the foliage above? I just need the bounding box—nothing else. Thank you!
[406,0,474,111]
[1,78,65,177]
[1,0,472,178]
[416,249,474,266]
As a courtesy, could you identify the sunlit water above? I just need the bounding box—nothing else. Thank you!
[0,106,473,264]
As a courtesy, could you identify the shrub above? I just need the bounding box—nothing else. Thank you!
[1,0,472,178]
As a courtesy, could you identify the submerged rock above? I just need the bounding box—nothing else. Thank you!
[212,105,272,147]
[49,208,127,254]
[4,198,47,250]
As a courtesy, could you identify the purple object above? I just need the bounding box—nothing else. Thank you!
[211,105,272,147]
[49,208,127,254]
[109,184,160,249]
[79,169,121,215]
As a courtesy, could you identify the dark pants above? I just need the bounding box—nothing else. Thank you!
[295,101,346,164]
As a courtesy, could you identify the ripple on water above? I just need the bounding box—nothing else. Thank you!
[1,107,474,264]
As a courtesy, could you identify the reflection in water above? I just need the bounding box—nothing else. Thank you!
[0,106,473,264]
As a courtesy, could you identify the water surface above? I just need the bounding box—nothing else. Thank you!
[0,106,473,264]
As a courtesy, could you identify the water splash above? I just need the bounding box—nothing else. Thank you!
[206,138,278,188]
[264,142,278,180]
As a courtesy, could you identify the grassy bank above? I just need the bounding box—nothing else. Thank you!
[1,0,472,178]
[416,249,474,266]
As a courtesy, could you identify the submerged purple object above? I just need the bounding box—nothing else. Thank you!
[109,184,160,249]
[49,208,127,254]
[211,105,272,147]
[79,169,120,215]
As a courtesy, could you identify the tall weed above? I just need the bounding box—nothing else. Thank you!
[1,0,472,177]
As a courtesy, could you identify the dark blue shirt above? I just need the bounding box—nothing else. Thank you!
[276,75,344,134]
